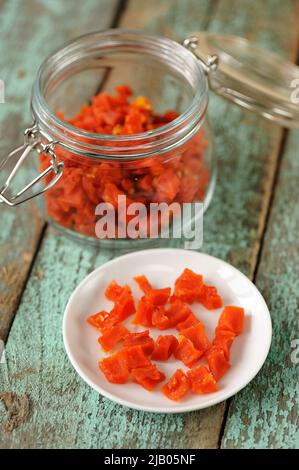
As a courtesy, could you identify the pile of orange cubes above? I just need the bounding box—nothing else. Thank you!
[87,268,244,401]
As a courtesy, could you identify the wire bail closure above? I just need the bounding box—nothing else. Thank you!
[183,36,219,74]
[0,123,64,206]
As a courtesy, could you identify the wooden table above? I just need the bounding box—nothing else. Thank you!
[0,0,298,449]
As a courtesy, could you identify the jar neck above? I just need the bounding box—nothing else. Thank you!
[31,29,208,161]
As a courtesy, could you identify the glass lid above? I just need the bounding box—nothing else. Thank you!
[185,32,299,128]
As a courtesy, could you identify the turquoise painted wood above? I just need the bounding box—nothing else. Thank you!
[0,0,120,340]
[0,0,298,449]
[222,130,299,449]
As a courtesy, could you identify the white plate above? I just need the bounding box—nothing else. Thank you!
[63,248,272,413]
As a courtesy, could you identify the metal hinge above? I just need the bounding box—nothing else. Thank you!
[0,124,63,206]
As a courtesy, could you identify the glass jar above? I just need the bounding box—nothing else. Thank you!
[35,30,214,247]
[1,29,298,248]
[1,30,214,248]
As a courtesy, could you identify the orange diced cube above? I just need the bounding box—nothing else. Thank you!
[131,364,165,391]
[174,268,203,303]
[151,335,178,361]
[187,364,218,394]
[174,336,202,368]
[161,369,190,401]
[98,323,129,351]
[99,352,129,384]
[216,306,245,336]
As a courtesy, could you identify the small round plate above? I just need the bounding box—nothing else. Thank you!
[63,248,272,413]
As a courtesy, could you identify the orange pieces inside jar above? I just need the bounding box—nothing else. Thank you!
[40,85,209,238]
[86,268,246,402]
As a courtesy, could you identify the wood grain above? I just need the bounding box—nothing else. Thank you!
[222,130,299,449]
[0,0,298,449]
[0,0,121,341]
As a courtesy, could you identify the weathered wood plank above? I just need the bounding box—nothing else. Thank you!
[1,0,298,449]
[0,0,121,341]
[221,129,299,449]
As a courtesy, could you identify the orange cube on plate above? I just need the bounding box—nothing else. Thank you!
[99,352,129,384]
[166,299,193,327]
[152,306,171,330]
[151,335,178,361]
[174,268,203,303]
[180,323,210,356]
[216,305,245,336]
[174,336,202,368]
[147,287,171,306]
[123,330,154,355]
[197,285,222,310]
[187,364,218,394]
[206,346,230,381]
[133,296,154,327]
[105,280,124,301]
[161,369,190,401]
[112,285,135,321]
[124,345,152,370]
[134,275,152,294]
[134,275,171,305]
[98,323,129,351]
[87,310,110,330]
[176,313,199,331]
[212,330,236,360]
[132,364,166,391]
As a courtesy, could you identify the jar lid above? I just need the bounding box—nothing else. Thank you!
[184,32,299,128]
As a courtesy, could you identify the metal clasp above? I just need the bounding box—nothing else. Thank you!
[183,36,219,74]
[0,124,63,206]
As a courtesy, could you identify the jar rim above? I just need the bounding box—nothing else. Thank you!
[32,29,209,158]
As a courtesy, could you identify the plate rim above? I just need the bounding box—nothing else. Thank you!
[62,248,272,414]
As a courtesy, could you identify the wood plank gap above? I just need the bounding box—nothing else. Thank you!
[251,128,289,284]
[1,222,48,343]
[111,0,129,27]
[249,30,299,285]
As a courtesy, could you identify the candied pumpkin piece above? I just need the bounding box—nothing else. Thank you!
[166,299,193,327]
[212,330,236,360]
[134,275,152,294]
[206,347,230,381]
[135,275,171,305]
[216,306,245,336]
[161,369,190,401]
[197,285,222,310]
[180,323,210,356]
[123,330,154,355]
[174,268,203,303]
[153,168,180,203]
[187,364,218,394]
[99,352,129,384]
[113,285,135,321]
[151,335,178,361]
[176,313,199,331]
[174,336,202,368]
[124,345,152,370]
[105,280,124,301]
[152,306,171,330]
[131,364,165,391]
[100,310,121,332]
[98,323,129,351]
[87,310,110,330]
[148,287,171,306]
[133,296,154,327]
